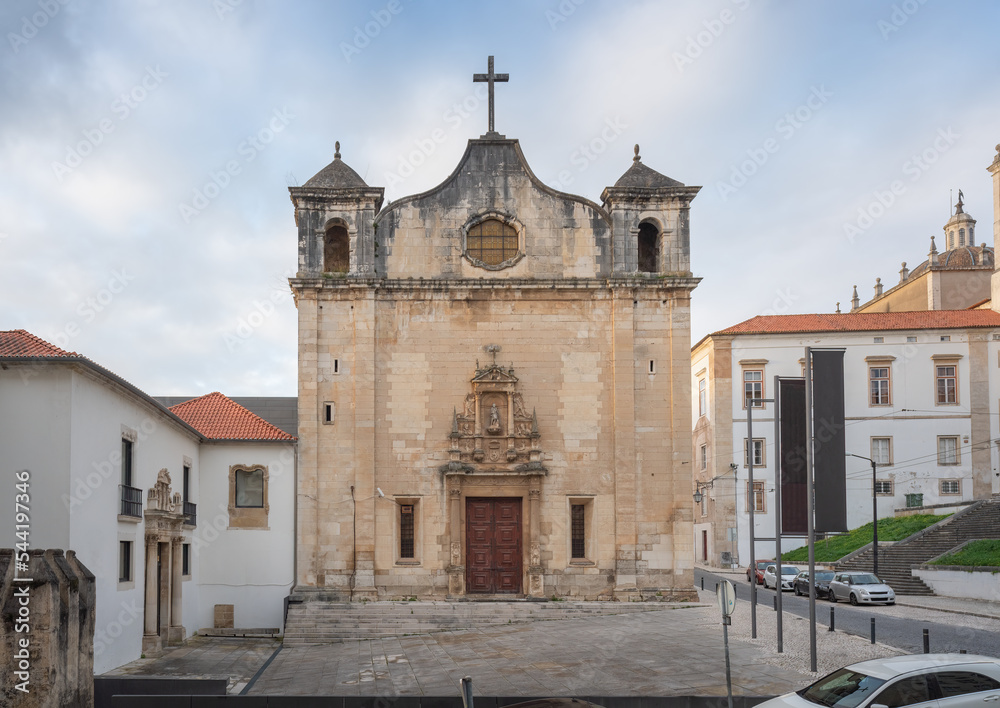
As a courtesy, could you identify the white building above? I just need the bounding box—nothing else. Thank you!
[0,330,296,673]
[692,146,1000,568]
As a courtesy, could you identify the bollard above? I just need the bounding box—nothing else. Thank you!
[773,595,777,611]
[923,628,930,654]
[870,617,875,645]
[701,576,705,591]
[829,606,835,632]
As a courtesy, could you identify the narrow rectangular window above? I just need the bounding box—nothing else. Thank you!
[119,541,131,583]
[649,360,655,374]
[746,481,765,513]
[324,402,335,424]
[871,437,892,466]
[744,438,765,467]
[743,370,763,408]
[907,336,917,343]
[333,359,339,374]
[700,444,708,470]
[940,335,951,342]
[937,436,959,465]
[936,365,957,404]
[182,543,191,575]
[874,480,893,496]
[698,378,707,417]
[182,465,190,502]
[869,367,890,406]
[940,479,960,495]
[873,336,884,344]
[571,504,586,559]
[121,439,134,486]
[400,504,415,558]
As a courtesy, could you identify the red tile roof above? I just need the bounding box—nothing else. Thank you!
[0,329,80,357]
[170,392,296,441]
[717,310,1000,336]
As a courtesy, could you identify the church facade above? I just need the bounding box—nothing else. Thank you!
[289,73,700,600]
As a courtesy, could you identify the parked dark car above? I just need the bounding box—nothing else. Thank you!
[746,559,774,585]
[793,570,835,599]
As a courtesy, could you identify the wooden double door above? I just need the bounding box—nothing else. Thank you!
[466,497,522,594]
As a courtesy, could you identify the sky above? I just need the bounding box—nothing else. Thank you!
[2,0,1000,396]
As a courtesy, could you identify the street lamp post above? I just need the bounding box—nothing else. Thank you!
[847,452,879,578]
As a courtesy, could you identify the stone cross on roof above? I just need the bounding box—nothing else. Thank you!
[473,55,508,136]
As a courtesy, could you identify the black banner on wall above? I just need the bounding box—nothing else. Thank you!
[813,349,847,533]
[778,378,807,535]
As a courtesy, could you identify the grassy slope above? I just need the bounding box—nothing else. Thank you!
[931,539,1000,567]
[781,514,950,563]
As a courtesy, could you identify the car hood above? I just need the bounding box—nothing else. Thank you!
[851,583,893,593]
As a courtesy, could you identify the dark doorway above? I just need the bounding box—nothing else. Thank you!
[702,530,708,562]
[466,498,522,594]
[324,224,349,273]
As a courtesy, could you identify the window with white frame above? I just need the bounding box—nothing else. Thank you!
[698,378,707,417]
[744,438,765,467]
[869,366,891,406]
[700,444,708,470]
[937,436,959,465]
[939,479,960,495]
[743,369,763,408]
[935,364,958,404]
[871,437,892,466]
[874,480,893,496]
[746,481,765,512]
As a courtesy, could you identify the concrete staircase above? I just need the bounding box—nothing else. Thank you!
[283,599,679,647]
[836,497,1000,595]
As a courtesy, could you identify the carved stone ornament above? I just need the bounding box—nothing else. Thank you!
[440,358,546,477]
[147,468,183,514]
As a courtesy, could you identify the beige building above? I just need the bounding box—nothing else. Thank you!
[289,116,700,600]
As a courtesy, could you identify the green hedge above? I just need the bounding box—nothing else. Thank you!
[931,539,1000,567]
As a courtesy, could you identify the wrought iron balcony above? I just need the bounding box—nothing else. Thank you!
[119,484,142,518]
[183,500,197,527]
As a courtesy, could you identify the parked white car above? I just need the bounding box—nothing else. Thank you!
[753,653,1000,708]
[828,572,895,605]
[762,564,801,591]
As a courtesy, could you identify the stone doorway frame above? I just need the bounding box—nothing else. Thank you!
[142,469,187,654]
[445,472,543,598]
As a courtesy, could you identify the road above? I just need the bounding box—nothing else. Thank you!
[696,568,1000,656]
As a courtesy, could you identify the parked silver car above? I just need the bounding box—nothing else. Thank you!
[754,654,1000,708]
[762,564,801,591]
[828,572,895,605]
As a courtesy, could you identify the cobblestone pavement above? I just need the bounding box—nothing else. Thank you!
[103,578,999,697]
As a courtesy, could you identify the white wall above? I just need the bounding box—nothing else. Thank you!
[913,566,1000,601]
[722,329,989,565]
[194,443,295,632]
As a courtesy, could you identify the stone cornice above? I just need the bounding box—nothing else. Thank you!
[289,275,701,294]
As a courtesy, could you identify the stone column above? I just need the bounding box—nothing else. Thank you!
[168,537,184,644]
[528,484,543,597]
[447,484,464,596]
[143,538,157,636]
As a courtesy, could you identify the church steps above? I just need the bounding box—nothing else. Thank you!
[283,600,686,646]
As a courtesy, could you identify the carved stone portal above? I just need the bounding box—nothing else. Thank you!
[440,359,545,476]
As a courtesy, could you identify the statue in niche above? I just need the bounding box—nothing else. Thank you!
[487,403,502,434]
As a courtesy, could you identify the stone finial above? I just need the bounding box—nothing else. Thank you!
[835,302,841,314]
[334,141,341,159]
[899,261,909,282]
[874,277,883,297]
[851,285,860,311]
[633,144,641,162]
